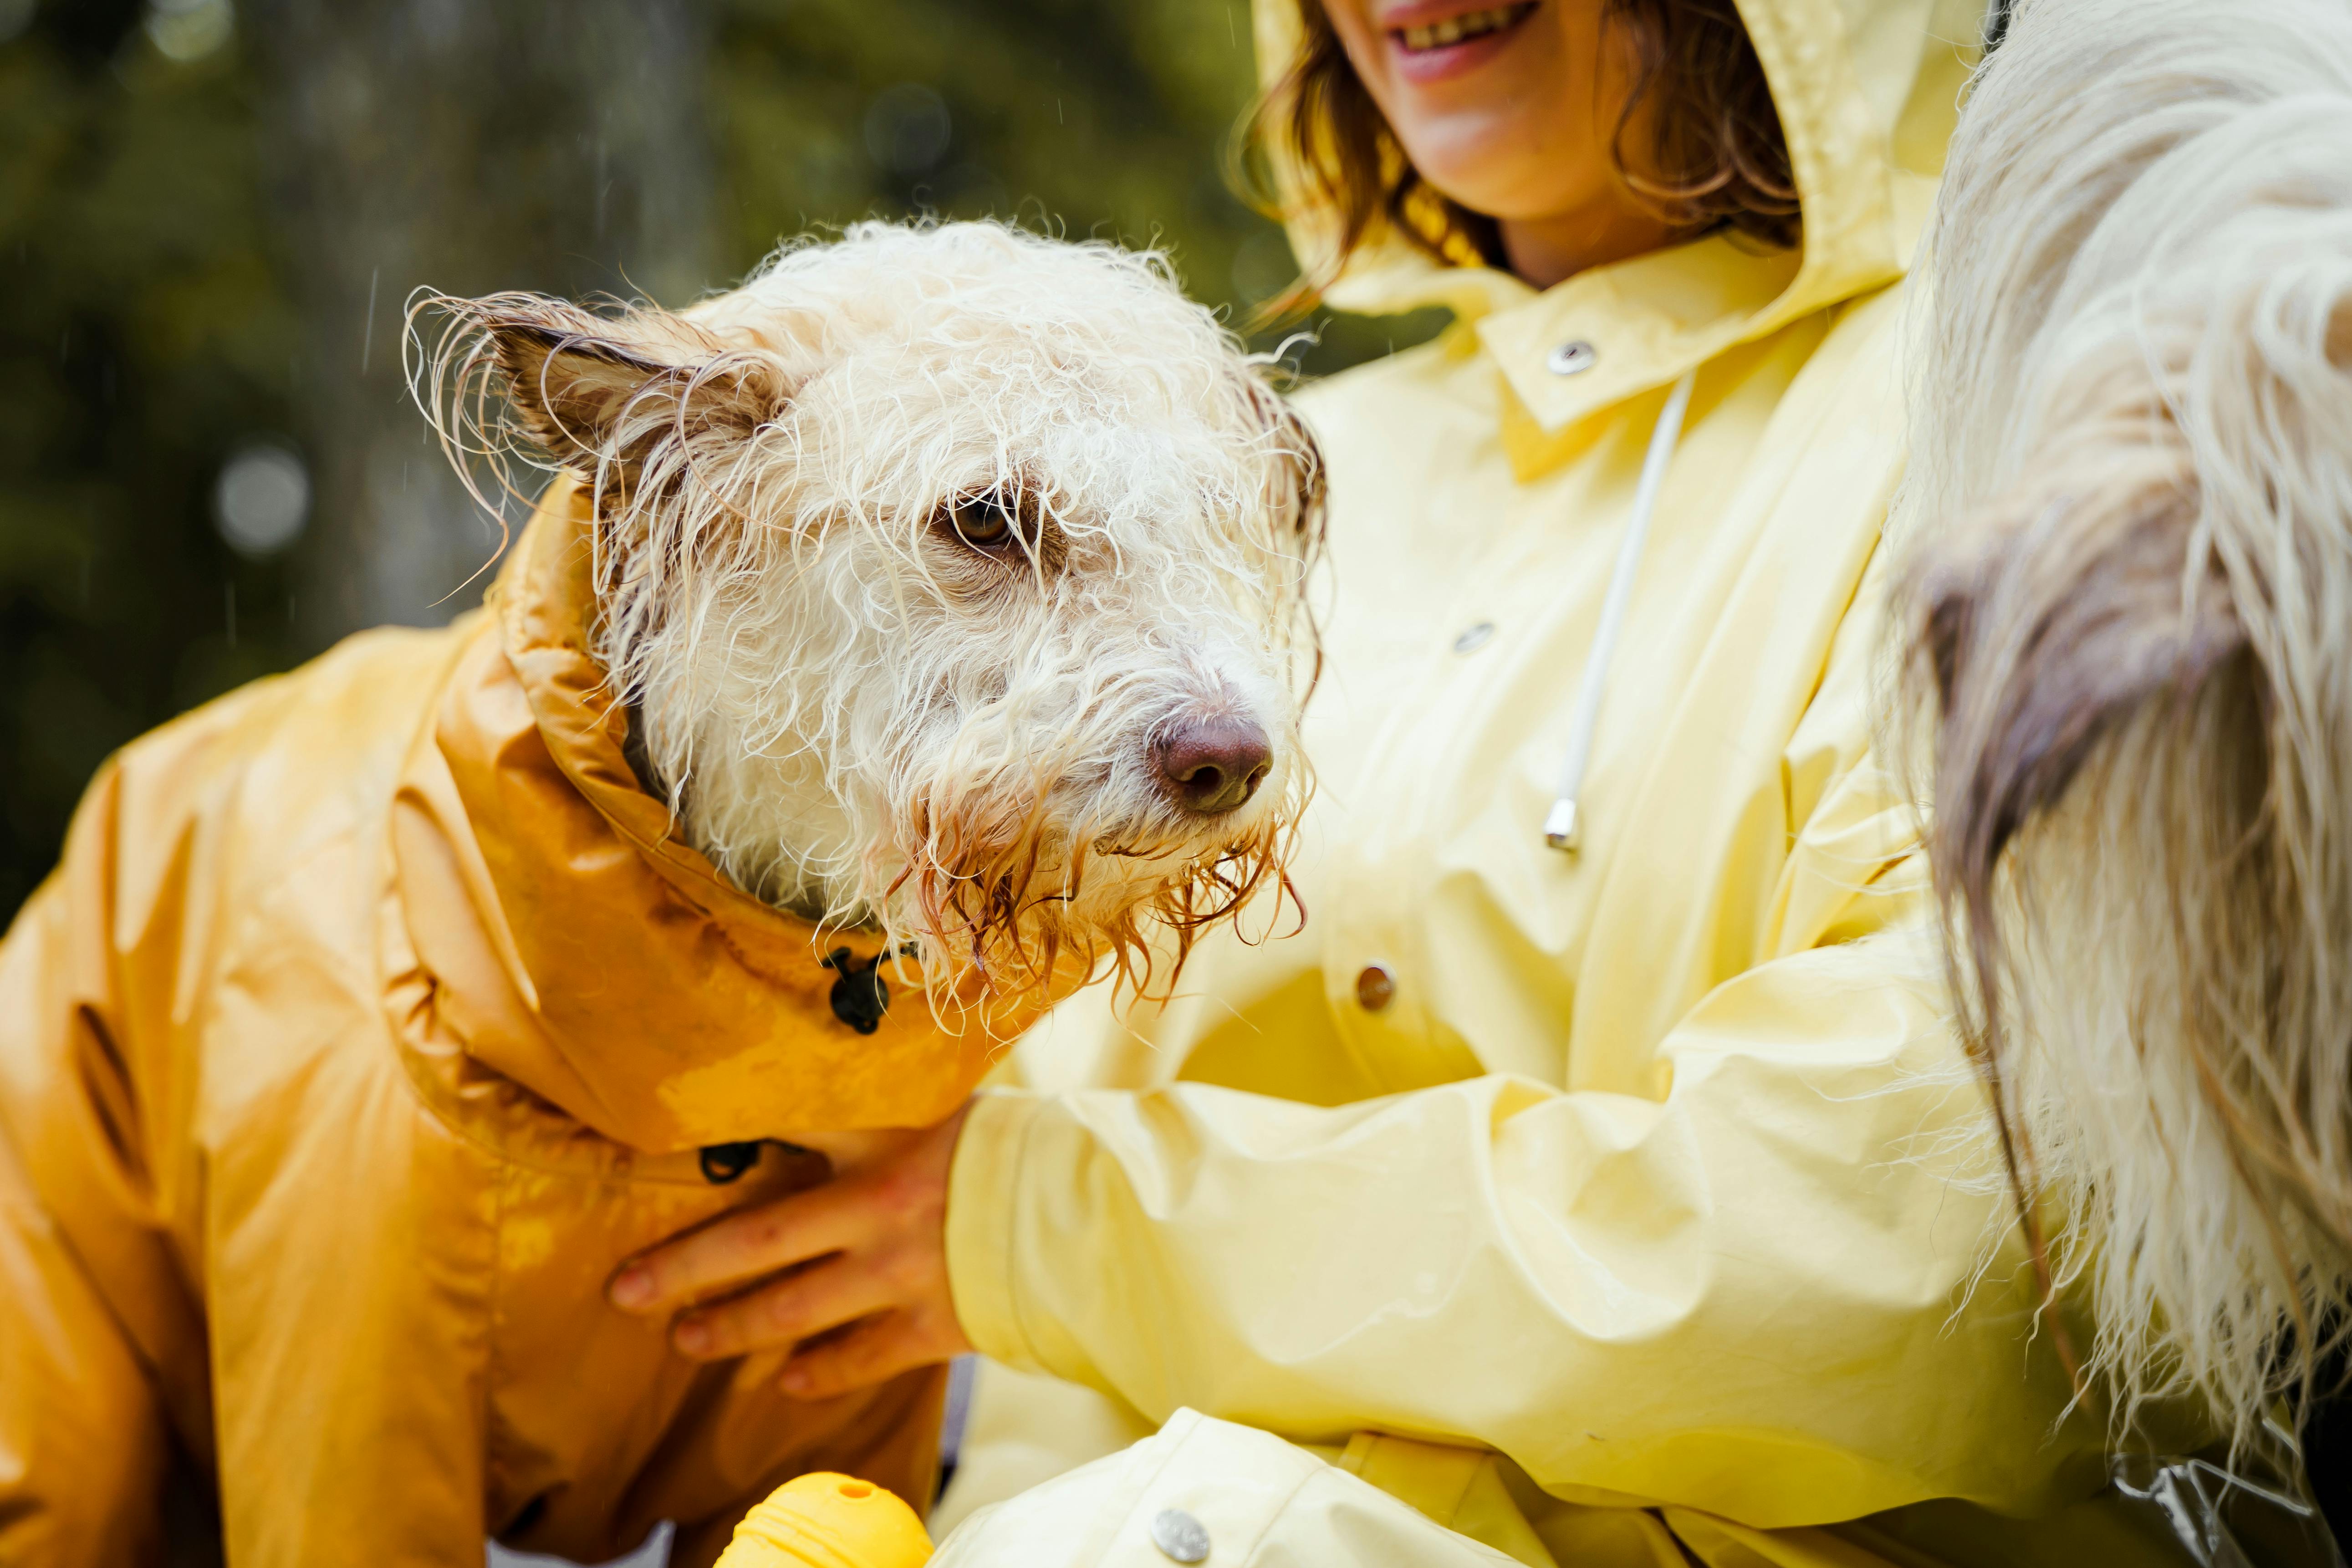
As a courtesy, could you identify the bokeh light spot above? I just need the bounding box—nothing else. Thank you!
[213,444,310,558]
[145,0,233,63]
[0,0,37,47]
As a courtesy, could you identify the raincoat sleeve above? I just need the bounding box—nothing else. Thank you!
[0,757,210,1565]
[0,896,177,1566]
[1,706,502,1568]
[943,630,2097,1533]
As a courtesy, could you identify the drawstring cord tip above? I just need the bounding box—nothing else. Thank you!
[1538,368,1696,859]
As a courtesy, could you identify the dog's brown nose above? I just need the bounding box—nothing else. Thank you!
[1154,717,1273,815]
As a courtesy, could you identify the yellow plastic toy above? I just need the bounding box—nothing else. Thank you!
[713,1472,934,1568]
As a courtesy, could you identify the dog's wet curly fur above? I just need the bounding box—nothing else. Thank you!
[410,221,1323,1015]
[1891,0,2352,1446]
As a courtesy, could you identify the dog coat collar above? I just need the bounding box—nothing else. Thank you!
[384,477,1051,1152]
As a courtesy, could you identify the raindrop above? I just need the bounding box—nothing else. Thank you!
[593,135,610,239]
[214,444,311,558]
[145,0,234,62]
[361,266,378,373]
[864,84,951,176]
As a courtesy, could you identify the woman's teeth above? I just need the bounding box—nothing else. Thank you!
[1395,4,1530,51]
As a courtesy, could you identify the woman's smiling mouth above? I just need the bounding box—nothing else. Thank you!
[1392,2,1538,52]
[1382,1,1541,82]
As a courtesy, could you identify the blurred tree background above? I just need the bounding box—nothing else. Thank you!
[0,0,1444,920]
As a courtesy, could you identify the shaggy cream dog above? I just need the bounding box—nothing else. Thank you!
[417,220,1322,1008]
[1893,0,2352,1447]
[0,220,1325,1563]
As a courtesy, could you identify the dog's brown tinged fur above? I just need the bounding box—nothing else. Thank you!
[1890,0,2352,1445]
[405,222,1326,1019]
[1913,427,2250,968]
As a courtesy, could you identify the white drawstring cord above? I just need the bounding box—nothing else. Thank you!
[1544,369,1696,853]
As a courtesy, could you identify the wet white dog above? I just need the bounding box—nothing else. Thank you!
[415,220,1321,1010]
[1893,0,2352,1447]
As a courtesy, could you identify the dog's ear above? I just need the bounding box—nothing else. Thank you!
[490,309,679,469]
[423,291,791,494]
[1903,439,2245,923]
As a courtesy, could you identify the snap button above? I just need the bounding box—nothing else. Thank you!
[698,1141,761,1184]
[821,947,890,1035]
[1355,964,1395,1012]
[1452,620,1495,654]
[1149,1507,1211,1563]
[1547,340,1597,376]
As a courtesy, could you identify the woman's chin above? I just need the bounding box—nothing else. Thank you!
[1399,115,1589,223]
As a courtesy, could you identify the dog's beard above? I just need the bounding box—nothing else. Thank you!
[889,762,1306,1016]
[643,618,1314,1022]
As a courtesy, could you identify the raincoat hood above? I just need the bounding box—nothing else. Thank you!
[1253,0,1980,434]
[388,476,1013,1154]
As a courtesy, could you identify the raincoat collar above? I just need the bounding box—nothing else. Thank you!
[1254,0,1980,433]
[388,478,1019,1153]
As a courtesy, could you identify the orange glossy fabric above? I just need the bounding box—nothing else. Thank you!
[0,480,1003,1566]
[398,477,1009,1151]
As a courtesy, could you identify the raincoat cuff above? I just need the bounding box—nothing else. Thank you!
[929,1410,1524,1567]
[945,1088,1048,1373]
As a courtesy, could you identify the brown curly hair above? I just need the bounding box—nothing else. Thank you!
[1243,0,1800,312]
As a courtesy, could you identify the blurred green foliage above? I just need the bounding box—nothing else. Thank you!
[0,0,303,919]
[0,0,1444,920]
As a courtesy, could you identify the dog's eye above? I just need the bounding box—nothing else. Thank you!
[947,492,1018,552]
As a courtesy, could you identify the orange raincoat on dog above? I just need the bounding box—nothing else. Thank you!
[0,480,1009,1567]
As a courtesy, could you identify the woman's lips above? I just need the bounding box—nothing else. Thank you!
[1384,1,1539,84]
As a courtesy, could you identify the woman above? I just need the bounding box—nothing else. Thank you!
[613,1,2200,1561]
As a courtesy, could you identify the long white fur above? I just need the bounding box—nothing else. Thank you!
[1895,0,2352,1446]
[410,221,1320,1010]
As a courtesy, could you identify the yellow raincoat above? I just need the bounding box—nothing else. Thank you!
[926,0,2205,1563]
[0,480,1021,1567]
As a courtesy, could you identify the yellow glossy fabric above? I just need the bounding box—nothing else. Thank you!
[933,1412,2211,1568]
[0,480,1013,1566]
[936,0,2196,1563]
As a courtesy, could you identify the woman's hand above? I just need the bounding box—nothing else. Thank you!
[607,1102,974,1399]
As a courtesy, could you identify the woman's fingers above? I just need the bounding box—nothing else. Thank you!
[608,1182,860,1314]
[780,1308,958,1401]
[606,1100,976,1395]
[671,1256,891,1360]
